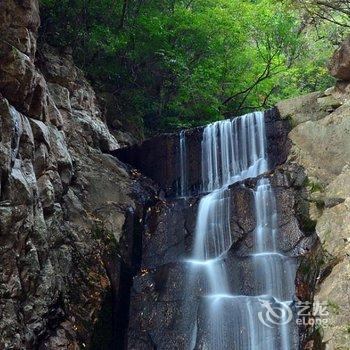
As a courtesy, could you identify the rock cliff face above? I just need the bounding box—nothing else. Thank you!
[0,1,156,348]
[277,44,350,347]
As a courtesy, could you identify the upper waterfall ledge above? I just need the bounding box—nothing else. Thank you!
[113,107,291,197]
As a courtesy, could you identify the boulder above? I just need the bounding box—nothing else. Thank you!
[47,82,72,112]
[29,118,51,147]
[277,92,330,126]
[289,104,350,185]
[33,143,49,177]
[0,43,47,119]
[37,174,55,213]
[329,37,350,81]
[6,159,37,205]
[48,126,72,190]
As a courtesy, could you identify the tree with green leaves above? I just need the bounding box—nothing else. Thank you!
[39,0,337,135]
[289,0,350,28]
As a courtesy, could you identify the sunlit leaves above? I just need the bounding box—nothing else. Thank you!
[40,0,335,134]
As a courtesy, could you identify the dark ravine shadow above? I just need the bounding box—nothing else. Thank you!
[90,204,147,349]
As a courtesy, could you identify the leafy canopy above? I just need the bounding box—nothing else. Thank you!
[40,0,336,135]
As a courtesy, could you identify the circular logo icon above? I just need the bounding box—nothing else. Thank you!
[258,299,293,328]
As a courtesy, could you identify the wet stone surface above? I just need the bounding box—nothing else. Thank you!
[127,166,322,349]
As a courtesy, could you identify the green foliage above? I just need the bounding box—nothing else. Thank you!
[327,299,341,315]
[288,0,350,31]
[40,0,338,135]
[345,323,350,334]
[308,180,324,193]
[304,176,325,193]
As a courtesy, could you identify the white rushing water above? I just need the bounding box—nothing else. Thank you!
[182,111,297,349]
[201,113,267,192]
[179,130,188,197]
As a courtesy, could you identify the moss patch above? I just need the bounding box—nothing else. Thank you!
[304,178,325,193]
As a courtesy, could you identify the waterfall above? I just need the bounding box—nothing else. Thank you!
[201,113,267,192]
[179,130,188,197]
[182,111,297,349]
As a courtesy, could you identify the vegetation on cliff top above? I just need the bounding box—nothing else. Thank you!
[39,0,346,135]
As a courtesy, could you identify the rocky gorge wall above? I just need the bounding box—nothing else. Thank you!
[0,1,158,348]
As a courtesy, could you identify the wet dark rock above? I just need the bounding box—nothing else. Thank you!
[114,108,291,197]
[140,185,256,270]
[228,183,256,236]
[113,127,203,197]
[141,198,192,268]
[127,165,322,349]
[264,108,292,168]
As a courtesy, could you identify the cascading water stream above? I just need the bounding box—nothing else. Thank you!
[180,111,297,349]
[179,130,188,197]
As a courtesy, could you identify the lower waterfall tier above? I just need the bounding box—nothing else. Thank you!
[195,295,298,350]
[182,172,296,349]
[127,166,322,349]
